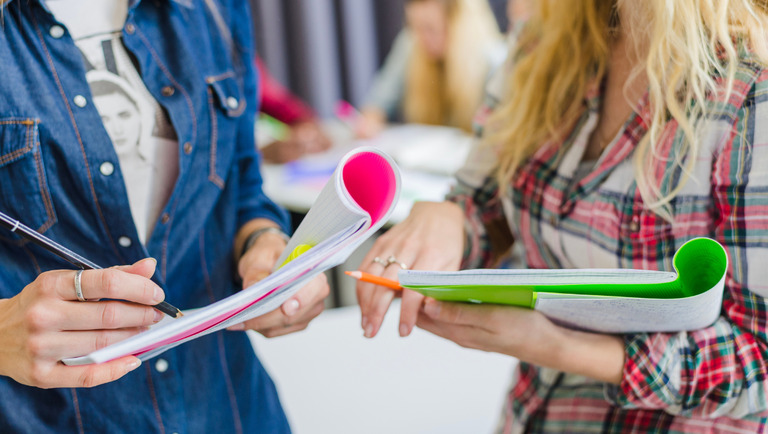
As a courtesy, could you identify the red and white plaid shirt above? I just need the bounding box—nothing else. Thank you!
[448,55,768,433]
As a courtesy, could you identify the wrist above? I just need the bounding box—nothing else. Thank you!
[234,219,288,261]
[240,226,289,259]
[549,326,626,384]
[513,313,568,367]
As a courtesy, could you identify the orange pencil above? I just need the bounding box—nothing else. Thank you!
[344,270,403,290]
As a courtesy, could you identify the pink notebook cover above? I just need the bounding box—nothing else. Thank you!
[132,151,398,356]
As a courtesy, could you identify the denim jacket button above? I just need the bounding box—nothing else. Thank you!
[118,236,132,248]
[125,23,136,34]
[73,95,87,107]
[183,142,193,154]
[161,86,175,97]
[226,96,238,109]
[161,213,170,224]
[49,25,65,39]
[99,162,115,176]
[155,358,169,373]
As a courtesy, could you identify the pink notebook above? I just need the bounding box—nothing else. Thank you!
[63,147,401,365]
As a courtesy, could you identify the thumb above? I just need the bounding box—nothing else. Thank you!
[67,356,143,388]
[242,269,271,289]
[114,258,158,279]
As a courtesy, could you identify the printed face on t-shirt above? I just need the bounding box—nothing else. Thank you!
[92,91,142,152]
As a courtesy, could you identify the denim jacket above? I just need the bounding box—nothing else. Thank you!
[0,0,291,432]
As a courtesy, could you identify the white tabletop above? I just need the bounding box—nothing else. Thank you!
[249,302,517,434]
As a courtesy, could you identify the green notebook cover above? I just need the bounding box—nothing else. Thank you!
[400,238,728,332]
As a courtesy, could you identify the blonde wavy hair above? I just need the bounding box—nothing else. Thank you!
[404,0,501,132]
[488,0,768,218]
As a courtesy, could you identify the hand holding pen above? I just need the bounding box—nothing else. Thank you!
[0,258,163,388]
[0,211,181,387]
[354,202,465,339]
[0,211,182,318]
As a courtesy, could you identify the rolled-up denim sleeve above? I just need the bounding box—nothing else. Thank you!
[229,1,290,234]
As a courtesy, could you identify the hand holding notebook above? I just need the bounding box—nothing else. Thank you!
[355,201,465,338]
[63,147,401,365]
[401,237,728,333]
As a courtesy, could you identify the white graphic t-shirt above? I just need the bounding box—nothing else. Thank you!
[46,0,180,245]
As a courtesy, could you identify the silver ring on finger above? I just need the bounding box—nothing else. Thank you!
[372,256,388,267]
[74,269,86,302]
[386,255,408,270]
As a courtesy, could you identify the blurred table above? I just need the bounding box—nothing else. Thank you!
[250,301,516,434]
[261,123,472,225]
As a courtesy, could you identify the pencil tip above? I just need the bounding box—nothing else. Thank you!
[345,270,361,278]
[176,310,184,318]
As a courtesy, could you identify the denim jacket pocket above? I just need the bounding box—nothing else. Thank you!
[205,73,244,189]
[0,118,56,242]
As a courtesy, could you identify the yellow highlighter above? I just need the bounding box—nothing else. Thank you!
[279,243,313,268]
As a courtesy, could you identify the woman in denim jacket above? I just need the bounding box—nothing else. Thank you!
[0,1,328,432]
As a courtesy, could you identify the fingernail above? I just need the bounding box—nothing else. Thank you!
[399,323,410,337]
[361,316,368,329]
[364,323,375,338]
[227,323,245,331]
[283,299,300,316]
[153,286,165,304]
[424,300,441,317]
[126,359,142,372]
[147,257,157,268]
[153,310,163,323]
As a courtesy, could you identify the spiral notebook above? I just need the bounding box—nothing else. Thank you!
[400,238,728,333]
[63,147,401,365]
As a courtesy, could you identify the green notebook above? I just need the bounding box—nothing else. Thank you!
[399,238,728,333]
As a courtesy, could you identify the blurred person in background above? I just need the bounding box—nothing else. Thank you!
[256,57,332,163]
[356,0,505,138]
[506,0,531,36]
[0,1,329,431]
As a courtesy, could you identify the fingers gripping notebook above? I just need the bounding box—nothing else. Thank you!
[63,147,400,365]
[400,238,729,333]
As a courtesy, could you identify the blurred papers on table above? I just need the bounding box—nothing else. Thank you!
[261,123,470,225]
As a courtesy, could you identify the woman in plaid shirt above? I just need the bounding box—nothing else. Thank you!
[357,0,768,432]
